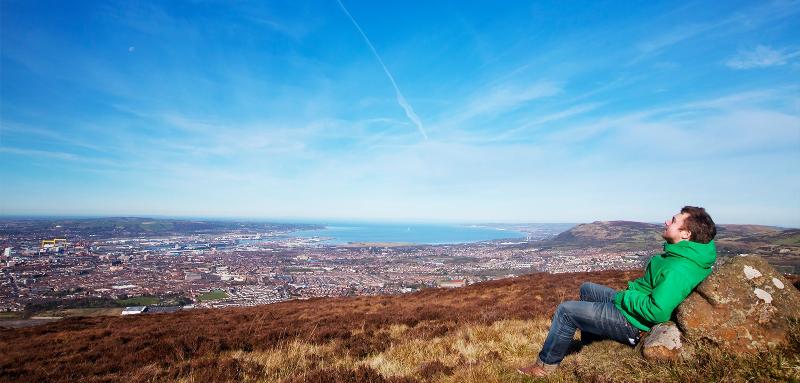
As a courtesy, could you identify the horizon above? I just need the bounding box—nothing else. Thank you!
[0,213,796,229]
[2,1,799,226]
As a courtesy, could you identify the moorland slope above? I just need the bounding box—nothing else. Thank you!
[2,268,798,383]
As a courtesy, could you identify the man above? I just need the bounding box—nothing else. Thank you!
[518,206,717,377]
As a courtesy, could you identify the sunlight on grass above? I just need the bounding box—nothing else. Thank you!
[205,317,800,383]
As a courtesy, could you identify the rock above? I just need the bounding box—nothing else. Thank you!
[675,255,800,354]
[640,322,684,362]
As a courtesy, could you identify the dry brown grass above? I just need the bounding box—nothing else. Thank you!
[2,269,798,383]
[161,316,799,382]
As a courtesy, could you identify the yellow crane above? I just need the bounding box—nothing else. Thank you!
[41,238,68,248]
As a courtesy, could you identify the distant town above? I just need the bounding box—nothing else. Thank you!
[0,218,651,315]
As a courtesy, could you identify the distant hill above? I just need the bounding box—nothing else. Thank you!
[543,220,797,249]
[714,226,800,272]
[548,221,662,249]
[0,217,321,237]
[716,224,783,238]
[539,220,799,272]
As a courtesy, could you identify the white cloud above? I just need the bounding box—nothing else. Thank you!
[0,146,125,169]
[632,1,800,63]
[466,82,562,118]
[0,147,79,161]
[495,102,603,141]
[543,88,800,159]
[435,80,562,134]
[725,45,799,69]
[637,23,714,55]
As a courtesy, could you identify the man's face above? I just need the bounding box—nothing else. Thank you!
[663,212,691,244]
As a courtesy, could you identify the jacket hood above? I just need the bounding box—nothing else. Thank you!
[663,240,716,269]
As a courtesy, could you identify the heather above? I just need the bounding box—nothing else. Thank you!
[1,270,798,383]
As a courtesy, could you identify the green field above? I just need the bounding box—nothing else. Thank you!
[197,290,228,302]
[39,308,123,317]
[117,296,160,306]
[773,233,800,246]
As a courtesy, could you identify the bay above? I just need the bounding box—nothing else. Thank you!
[290,223,531,245]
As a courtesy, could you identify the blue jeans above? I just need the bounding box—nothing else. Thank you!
[538,282,641,366]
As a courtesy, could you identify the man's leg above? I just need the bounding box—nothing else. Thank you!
[579,282,617,303]
[578,282,619,343]
[519,299,639,376]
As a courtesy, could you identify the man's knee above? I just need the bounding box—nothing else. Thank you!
[579,282,593,299]
[554,301,581,322]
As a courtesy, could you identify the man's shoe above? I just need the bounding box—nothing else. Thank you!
[517,361,556,377]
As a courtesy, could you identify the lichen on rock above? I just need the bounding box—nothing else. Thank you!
[674,255,800,354]
[640,321,684,362]
[754,288,772,304]
[743,265,762,280]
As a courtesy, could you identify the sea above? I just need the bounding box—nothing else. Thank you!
[288,222,574,245]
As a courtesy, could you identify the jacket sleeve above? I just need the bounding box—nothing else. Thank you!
[626,274,650,293]
[618,269,693,324]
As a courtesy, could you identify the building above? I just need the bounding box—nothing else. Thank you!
[121,306,147,315]
[185,272,203,281]
[438,279,467,288]
[145,306,181,314]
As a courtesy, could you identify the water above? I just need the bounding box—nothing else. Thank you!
[289,223,533,245]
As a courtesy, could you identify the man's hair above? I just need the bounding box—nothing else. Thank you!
[680,206,716,244]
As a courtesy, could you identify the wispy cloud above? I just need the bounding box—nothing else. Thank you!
[541,88,800,156]
[633,1,800,63]
[336,0,428,140]
[434,80,562,137]
[0,146,125,170]
[636,22,715,56]
[464,82,561,119]
[246,16,311,41]
[0,147,80,161]
[1,123,111,153]
[725,45,800,69]
[495,102,603,141]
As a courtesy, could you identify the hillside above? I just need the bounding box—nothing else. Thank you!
[546,221,662,250]
[544,221,800,272]
[547,221,793,248]
[2,269,799,383]
[1,270,636,382]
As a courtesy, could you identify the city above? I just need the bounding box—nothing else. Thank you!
[0,222,649,314]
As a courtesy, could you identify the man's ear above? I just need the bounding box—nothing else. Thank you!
[680,230,692,240]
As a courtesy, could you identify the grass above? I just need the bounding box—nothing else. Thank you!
[164,317,800,383]
[38,308,123,318]
[773,234,800,246]
[117,296,160,306]
[197,289,228,301]
[1,269,797,383]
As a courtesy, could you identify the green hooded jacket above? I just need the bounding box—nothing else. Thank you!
[613,240,716,331]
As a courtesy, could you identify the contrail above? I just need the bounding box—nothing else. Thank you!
[336,0,428,140]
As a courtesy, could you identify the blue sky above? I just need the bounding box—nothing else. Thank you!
[1,1,799,226]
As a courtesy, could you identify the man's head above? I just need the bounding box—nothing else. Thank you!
[662,206,717,244]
